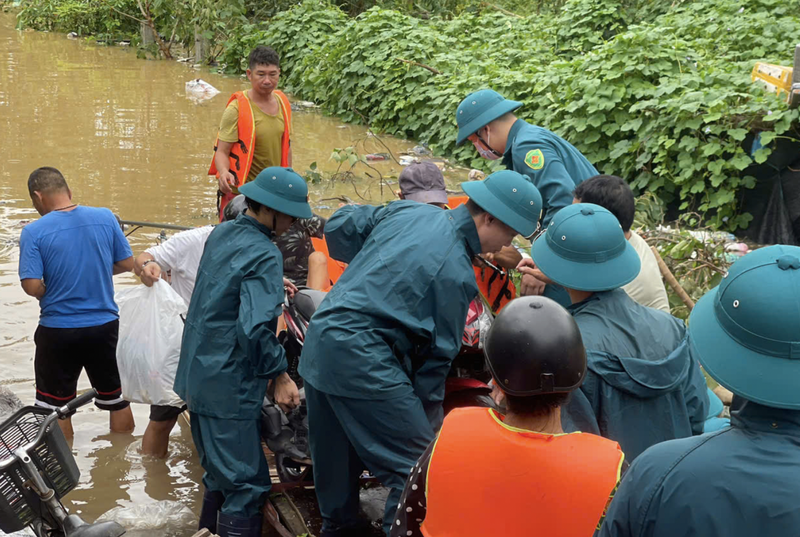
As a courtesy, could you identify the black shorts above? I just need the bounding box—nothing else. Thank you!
[34,320,130,412]
[149,404,187,422]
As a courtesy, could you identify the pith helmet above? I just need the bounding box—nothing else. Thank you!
[689,245,800,410]
[238,167,313,219]
[461,170,542,238]
[531,203,641,291]
[456,89,522,145]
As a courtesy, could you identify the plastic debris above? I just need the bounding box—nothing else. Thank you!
[468,169,486,181]
[290,100,318,111]
[96,501,196,537]
[184,79,220,103]
[411,144,432,156]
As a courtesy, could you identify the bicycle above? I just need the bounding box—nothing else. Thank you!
[0,389,126,537]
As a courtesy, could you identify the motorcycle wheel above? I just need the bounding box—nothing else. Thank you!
[443,389,497,416]
[275,453,313,484]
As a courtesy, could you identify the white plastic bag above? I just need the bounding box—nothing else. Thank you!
[96,501,196,537]
[115,281,187,406]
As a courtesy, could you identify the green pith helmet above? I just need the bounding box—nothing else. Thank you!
[461,170,543,238]
[689,245,800,410]
[531,203,641,291]
[238,167,313,219]
[456,89,522,145]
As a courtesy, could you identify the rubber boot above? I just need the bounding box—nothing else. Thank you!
[198,488,225,533]
[216,512,264,537]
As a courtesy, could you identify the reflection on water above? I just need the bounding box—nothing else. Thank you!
[0,11,467,529]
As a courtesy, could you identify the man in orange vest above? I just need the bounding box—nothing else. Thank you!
[391,296,624,537]
[210,46,293,219]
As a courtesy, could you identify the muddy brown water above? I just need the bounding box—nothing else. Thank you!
[0,12,466,535]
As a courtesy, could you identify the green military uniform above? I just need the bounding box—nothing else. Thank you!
[532,203,708,460]
[174,167,312,537]
[299,171,542,537]
[456,89,598,306]
[600,245,800,537]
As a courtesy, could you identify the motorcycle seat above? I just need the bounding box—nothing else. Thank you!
[293,289,328,321]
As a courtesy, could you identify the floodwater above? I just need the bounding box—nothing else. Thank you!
[0,12,465,534]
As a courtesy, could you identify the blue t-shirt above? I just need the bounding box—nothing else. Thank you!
[18,206,133,328]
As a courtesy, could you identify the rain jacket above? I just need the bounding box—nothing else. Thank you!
[562,288,708,460]
[502,119,598,228]
[298,201,481,428]
[174,214,287,420]
[599,401,800,537]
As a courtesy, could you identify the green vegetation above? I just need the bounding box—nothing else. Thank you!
[8,0,800,231]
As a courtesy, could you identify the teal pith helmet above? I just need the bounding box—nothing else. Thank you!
[455,89,523,146]
[688,245,800,410]
[531,203,640,291]
[460,170,542,238]
[238,167,313,219]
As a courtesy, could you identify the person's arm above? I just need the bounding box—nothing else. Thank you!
[113,256,134,275]
[597,451,665,537]
[412,269,475,430]
[238,264,299,410]
[21,279,46,299]
[215,141,236,194]
[18,227,46,299]
[110,210,134,275]
[514,145,575,229]
[134,252,162,285]
[683,336,710,435]
[216,102,241,194]
[324,204,391,264]
[390,439,433,537]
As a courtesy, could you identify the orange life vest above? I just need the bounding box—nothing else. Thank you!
[447,195,516,313]
[310,236,347,292]
[421,407,623,537]
[210,90,292,218]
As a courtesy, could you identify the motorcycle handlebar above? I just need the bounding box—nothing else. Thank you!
[0,389,98,471]
[59,389,97,418]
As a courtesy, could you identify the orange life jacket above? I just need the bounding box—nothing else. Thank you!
[421,407,623,537]
[447,196,516,313]
[310,236,347,292]
[210,90,292,218]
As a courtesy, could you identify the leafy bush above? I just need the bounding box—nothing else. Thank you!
[255,0,799,230]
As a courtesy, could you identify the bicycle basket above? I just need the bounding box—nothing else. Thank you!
[0,406,80,533]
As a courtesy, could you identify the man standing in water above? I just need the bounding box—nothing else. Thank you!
[299,170,543,537]
[18,167,135,437]
[211,46,293,219]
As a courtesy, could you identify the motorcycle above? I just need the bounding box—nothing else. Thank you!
[0,389,126,537]
[261,288,496,484]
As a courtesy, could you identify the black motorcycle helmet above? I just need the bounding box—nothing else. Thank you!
[222,194,248,222]
[484,296,586,396]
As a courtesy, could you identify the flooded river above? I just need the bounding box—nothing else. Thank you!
[0,12,464,534]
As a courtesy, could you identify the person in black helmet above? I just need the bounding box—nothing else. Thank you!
[391,296,625,537]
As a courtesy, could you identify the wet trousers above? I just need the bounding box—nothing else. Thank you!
[305,381,435,536]
[190,413,271,518]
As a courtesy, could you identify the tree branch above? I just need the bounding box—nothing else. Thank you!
[480,2,523,18]
[108,5,146,24]
[394,58,442,75]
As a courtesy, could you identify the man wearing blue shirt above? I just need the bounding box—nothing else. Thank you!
[18,167,135,438]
